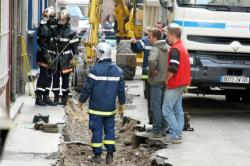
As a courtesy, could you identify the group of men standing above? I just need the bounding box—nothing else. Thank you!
[35,7,80,106]
[131,22,191,144]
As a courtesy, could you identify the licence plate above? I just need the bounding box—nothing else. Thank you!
[220,76,250,84]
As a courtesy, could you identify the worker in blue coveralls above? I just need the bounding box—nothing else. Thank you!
[78,42,126,164]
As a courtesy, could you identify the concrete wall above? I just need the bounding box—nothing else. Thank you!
[0,0,10,112]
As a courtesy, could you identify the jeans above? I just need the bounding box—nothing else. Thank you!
[150,84,167,134]
[162,87,185,139]
[146,80,153,124]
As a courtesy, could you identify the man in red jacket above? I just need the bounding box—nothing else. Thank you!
[162,23,191,144]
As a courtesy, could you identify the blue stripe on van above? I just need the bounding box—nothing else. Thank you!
[174,20,226,29]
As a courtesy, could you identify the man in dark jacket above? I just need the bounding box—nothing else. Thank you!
[35,7,57,106]
[52,9,80,105]
[147,29,169,138]
[130,30,153,124]
[78,42,125,164]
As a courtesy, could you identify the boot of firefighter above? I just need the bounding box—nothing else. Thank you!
[43,94,57,106]
[106,153,114,164]
[35,91,47,106]
[54,93,60,105]
[61,93,68,105]
[89,154,101,164]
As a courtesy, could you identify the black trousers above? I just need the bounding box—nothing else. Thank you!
[52,63,70,95]
[36,66,52,95]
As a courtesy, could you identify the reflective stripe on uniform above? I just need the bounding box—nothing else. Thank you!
[37,88,45,92]
[170,59,180,64]
[59,38,70,42]
[45,87,51,90]
[69,38,80,44]
[91,143,103,148]
[88,73,120,81]
[145,46,152,50]
[103,140,115,145]
[63,50,72,55]
[62,88,70,92]
[52,88,60,91]
[139,40,145,49]
[47,50,56,54]
[88,109,117,116]
[141,75,148,80]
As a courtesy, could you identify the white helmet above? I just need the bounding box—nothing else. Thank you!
[43,6,56,19]
[96,42,112,61]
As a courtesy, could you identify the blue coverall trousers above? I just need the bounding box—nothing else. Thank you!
[89,115,116,154]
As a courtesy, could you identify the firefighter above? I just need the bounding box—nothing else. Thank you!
[52,9,80,105]
[78,42,125,164]
[35,6,57,106]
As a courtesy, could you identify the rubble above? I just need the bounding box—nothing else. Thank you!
[57,98,163,166]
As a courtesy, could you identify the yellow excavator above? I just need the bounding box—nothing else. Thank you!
[84,0,144,80]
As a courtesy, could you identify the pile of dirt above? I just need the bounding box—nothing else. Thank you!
[57,99,163,166]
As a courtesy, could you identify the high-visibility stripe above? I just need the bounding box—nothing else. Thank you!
[145,46,152,50]
[103,140,115,145]
[170,59,180,64]
[59,38,70,42]
[91,143,103,148]
[139,40,145,49]
[37,88,45,92]
[63,50,72,55]
[141,75,148,80]
[48,50,56,54]
[52,88,60,91]
[88,109,117,116]
[45,87,51,90]
[69,38,80,44]
[62,88,69,92]
[89,73,120,81]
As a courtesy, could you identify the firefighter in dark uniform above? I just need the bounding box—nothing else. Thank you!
[52,9,80,105]
[35,7,57,106]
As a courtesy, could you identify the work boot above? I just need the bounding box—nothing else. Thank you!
[43,95,57,106]
[60,93,68,105]
[106,153,114,164]
[35,93,47,106]
[90,154,101,164]
[54,93,60,105]
[147,132,163,138]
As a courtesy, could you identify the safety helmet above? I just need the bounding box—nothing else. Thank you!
[58,9,70,25]
[96,42,112,61]
[42,6,56,20]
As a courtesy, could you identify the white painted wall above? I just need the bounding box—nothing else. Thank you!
[0,0,10,112]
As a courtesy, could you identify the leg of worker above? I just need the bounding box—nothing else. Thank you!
[162,88,179,139]
[42,69,56,106]
[160,87,168,134]
[147,83,153,124]
[173,87,184,137]
[52,64,61,104]
[89,115,103,155]
[35,66,48,106]
[103,115,116,153]
[61,72,70,105]
[150,85,163,134]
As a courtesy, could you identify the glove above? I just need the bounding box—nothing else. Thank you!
[70,57,78,67]
[118,105,125,115]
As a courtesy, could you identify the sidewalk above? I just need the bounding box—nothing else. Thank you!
[1,96,64,166]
